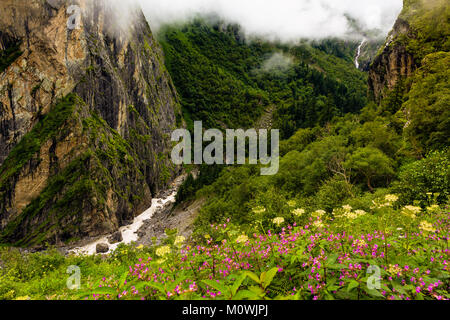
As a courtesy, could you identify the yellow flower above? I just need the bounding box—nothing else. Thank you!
[312,210,326,218]
[387,264,402,275]
[292,208,305,217]
[273,217,285,226]
[252,206,266,214]
[402,205,421,219]
[236,235,249,243]
[156,245,171,257]
[287,200,297,207]
[136,244,144,250]
[15,296,31,300]
[204,234,211,239]
[385,194,399,203]
[419,221,436,233]
[174,236,186,247]
[426,205,440,212]
[312,221,324,229]
[342,205,352,212]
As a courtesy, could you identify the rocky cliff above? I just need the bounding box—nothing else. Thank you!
[368,0,449,103]
[368,0,449,154]
[0,0,181,246]
[368,18,415,103]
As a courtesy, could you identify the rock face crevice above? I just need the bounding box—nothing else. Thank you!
[0,0,181,246]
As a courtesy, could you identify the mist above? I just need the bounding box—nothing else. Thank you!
[136,0,403,41]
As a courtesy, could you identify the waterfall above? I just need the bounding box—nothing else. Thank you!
[355,39,366,69]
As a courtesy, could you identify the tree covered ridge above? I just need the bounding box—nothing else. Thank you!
[158,19,368,137]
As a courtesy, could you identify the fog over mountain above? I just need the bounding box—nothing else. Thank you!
[135,0,403,40]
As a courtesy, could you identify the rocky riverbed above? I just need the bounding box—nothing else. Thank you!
[67,173,203,255]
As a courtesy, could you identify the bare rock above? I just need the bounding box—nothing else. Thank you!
[108,231,123,244]
[96,243,109,254]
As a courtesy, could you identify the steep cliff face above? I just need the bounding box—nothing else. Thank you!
[0,0,181,246]
[369,0,449,154]
[368,0,449,103]
[368,18,416,103]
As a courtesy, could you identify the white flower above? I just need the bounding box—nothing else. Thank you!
[252,206,266,214]
[419,221,436,233]
[385,194,399,203]
[273,217,285,226]
[401,206,421,219]
[292,208,305,217]
[236,235,249,243]
[342,205,352,212]
[313,210,326,218]
[156,246,171,257]
[312,221,324,229]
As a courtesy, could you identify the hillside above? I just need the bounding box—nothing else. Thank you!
[0,0,181,246]
[159,20,368,137]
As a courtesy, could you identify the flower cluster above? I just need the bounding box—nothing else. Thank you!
[87,201,449,301]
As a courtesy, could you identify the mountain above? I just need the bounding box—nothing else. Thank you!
[369,0,449,154]
[158,19,368,138]
[0,0,181,246]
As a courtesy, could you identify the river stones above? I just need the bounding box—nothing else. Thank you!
[96,243,109,254]
[108,231,123,244]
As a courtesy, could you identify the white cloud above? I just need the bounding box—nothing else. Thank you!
[136,0,403,41]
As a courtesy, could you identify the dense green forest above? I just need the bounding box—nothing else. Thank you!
[159,19,368,136]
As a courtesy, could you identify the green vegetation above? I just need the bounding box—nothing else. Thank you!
[0,41,22,73]
[399,0,450,61]
[401,52,450,153]
[0,199,448,300]
[0,94,78,195]
[159,19,368,137]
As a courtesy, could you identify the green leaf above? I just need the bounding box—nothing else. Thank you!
[365,288,385,299]
[248,286,264,296]
[347,280,359,292]
[231,273,247,296]
[201,279,229,295]
[245,271,261,284]
[233,290,259,300]
[89,287,118,296]
[143,282,166,295]
[262,267,279,289]
[118,271,129,290]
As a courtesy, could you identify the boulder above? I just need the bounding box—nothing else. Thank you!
[96,243,109,254]
[108,231,123,244]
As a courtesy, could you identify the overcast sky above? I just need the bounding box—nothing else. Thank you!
[136,0,403,41]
